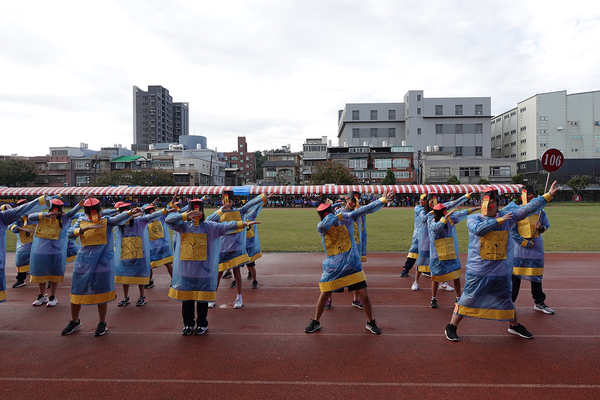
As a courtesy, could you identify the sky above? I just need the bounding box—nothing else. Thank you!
[2,0,599,157]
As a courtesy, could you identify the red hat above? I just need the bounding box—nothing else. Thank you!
[17,199,27,205]
[84,198,100,207]
[51,199,64,206]
[433,203,446,211]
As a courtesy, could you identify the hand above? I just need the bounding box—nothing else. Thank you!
[445,209,456,217]
[384,191,394,202]
[20,228,35,234]
[82,223,104,232]
[244,221,261,227]
[502,212,513,221]
[222,203,233,211]
[265,193,274,199]
[171,189,179,204]
[534,222,542,230]
[549,181,560,197]
[166,208,177,214]
[46,212,62,218]
[130,207,143,214]
[153,197,160,205]
[186,210,203,220]
[85,193,95,200]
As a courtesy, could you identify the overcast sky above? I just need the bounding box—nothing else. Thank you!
[2,0,599,157]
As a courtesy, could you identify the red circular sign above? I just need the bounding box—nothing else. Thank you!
[573,195,581,202]
[541,148,564,172]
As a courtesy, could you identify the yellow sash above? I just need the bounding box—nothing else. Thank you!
[480,231,508,260]
[353,222,361,245]
[324,225,351,256]
[220,210,243,234]
[246,224,255,239]
[80,220,108,247]
[435,237,456,261]
[121,236,144,259]
[35,217,61,240]
[18,224,36,244]
[517,215,539,239]
[180,233,207,261]
[147,220,165,241]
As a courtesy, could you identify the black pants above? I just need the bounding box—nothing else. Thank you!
[182,301,209,328]
[402,256,416,271]
[511,275,546,304]
[16,272,26,282]
[247,262,255,268]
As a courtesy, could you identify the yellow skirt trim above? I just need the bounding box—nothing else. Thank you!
[455,304,515,320]
[218,253,250,272]
[115,276,150,285]
[66,255,77,264]
[319,270,366,293]
[418,264,430,273]
[408,252,418,259]
[17,265,30,273]
[151,255,174,269]
[513,267,544,276]
[431,269,461,282]
[70,291,116,305]
[168,288,216,301]
[0,291,6,302]
[361,256,367,262]
[249,252,263,263]
[30,275,65,283]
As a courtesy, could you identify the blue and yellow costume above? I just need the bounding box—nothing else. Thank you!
[245,202,264,263]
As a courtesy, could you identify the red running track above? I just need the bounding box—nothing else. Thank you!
[1,252,599,399]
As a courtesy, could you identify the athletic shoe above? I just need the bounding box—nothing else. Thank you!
[47,296,58,307]
[324,298,332,310]
[61,319,81,336]
[229,280,237,289]
[352,299,364,309]
[94,322,107,337]
[400,269,409,278]
[445,323,460,342]
[366,319,382,334]
[411,282,419,291]
[144,279,155,289]
[305,319,321,333]
[222,270,232,279]
[508,323,534,339]
[208,301,216,308]
[251,280,259,289]
[194,326,208,335]
[439,282,454,292]
[33,294,49,306]
[422,271,431,277]
[117,296,130,307]
[247,272,253,280]
[234,298,243,309]
[430,298,438,309]
[135,296,146,306]
[534,302,555,315]
[182,326,193,336]
[12,281,25,288]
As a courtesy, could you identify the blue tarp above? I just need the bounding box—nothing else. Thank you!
[233,185,252,196]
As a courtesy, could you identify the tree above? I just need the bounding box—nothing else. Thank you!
[511,174,525,184]
[254,150,266,180]
[381,169,396,185]
[478,178,490,185]
[0,158,38,187]
[93,169,175,186]
[446,175,460,185]
[566,175,589,196]
[312,160,357,185]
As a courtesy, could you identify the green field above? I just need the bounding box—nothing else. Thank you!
[5,204,599,253]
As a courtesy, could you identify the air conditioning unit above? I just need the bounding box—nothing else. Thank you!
[85,163,90,167]
[43,179,49,184]
[557,126,563,131]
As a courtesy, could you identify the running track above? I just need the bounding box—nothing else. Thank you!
[1,252,599,399]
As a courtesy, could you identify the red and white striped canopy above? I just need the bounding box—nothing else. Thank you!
[0,184,523,197]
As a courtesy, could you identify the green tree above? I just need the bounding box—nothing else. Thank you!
[93,169,175,186]
[381,169,396,185]
[0,158,38,187]
[566,175,589,196]
[446,175,460,185]
[511,173,525,184]
[312,160,357,185]
[478,178,490,185]
[254,150,266,180]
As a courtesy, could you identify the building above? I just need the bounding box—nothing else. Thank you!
[132,85,189,151]
[492,90,600,183]
[421,150,516,184]
[301,136,329,184]
[222,137,256,185]
[262,145,301,185]
[338,90,491,158]
[28,155,73,187]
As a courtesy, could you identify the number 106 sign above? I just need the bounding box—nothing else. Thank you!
[541,148,564,172]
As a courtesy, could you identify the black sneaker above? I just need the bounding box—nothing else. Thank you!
[182,326,193,336]
[61,319,81,336]
[194,326,208,335]
[445,323,460,342]
[430,299,438,309]
[135,296,146,306]
[144,279,155,289]
[508,323,533,339]
[400,269,409,278]
[366,319,382,334]
[229,280,237,289]
[305,319,321,333]
[251,280,258,289]
[222,270,233,279]
[118,296,130,307]
[94,322,107,336]
[12,281,25,288]
[247,272,253,280]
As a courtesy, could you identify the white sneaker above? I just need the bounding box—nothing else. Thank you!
[411,282,419,291]
[47,297,58,307]
[32,294,49,306]
[439,282,454,292]
[234,298,243,309]
[208,301,216,308]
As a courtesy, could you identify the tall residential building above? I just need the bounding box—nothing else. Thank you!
[491,90,600,182]
[132,85,189,151]
[301,136,328,184]
[338,90,491,158]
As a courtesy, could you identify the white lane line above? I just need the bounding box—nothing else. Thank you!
[0,377,598,389]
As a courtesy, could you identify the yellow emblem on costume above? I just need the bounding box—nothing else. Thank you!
[353,221,361,245]
[324,225,351,256]
[180,233,207,261]
[121,237,144,259]
[80,220,108,246]
[517,215,539,239]
[246,225,255,239]
[480,231,508,260]
[435,237,457,260]
[220,210,243,234]
[35,217,61,240]
[147,220,165,241]
[19,224,36,244]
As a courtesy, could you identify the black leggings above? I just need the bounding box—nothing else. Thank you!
[182,301,209,328]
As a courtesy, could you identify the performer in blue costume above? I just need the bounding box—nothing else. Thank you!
[166,198,259,335]
[304,191,394,335]
[444,182,559,342]
[28,198,84,307]
[62,198,132,337]
[1,196,52,302]
[244,201,264,290]
[400,194,426,278]
[9,199,39,288]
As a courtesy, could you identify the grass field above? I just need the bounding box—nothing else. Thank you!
[5,204,599,253]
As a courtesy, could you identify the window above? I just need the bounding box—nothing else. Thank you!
[388,110,396,120]
[539,116,548,120]
[370,110,378,120]
[539,143,547,147]
[475,104,483,115]
[520,139,526,144]
[570,121,579,126]
[348,159,367,169]
[504,132,510,137]
[511,142,516,146]
[240,144,243,148]
[266,171,276,177]
[417,108,421,115]
[393,159,410,168]
[417,128,422,135]
[505,143,510,148]
[394,171,411,179]
[352,128,359,138]
[436,124,443,134]
[571,135,583,139]
[519,107,526,112]
[539,130,548,134]
[476,146,482,156]
[571,149,579,152]
[455,105,463,115]
[370,128,378,137]
[240,152,243,155]
[521,152,527,156]
[520,127,527,132]
[430,167,450,178]
[435,105,443,115]
[370,171,385,179]
[374,158,391,169]
[388,128,396,137]
[231,163,238,168]
[475,123,483,133]
[246,156,249,160]
[76,176,89,184]
[490,166,511,176]
[352,110,359,120]
[460,167,480,177]
[455,147,463,156]
[455,124,463,134]
[511,111,516,116]
[416,94,422,101]
[75,162,87,170]
[231,156,238,160]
